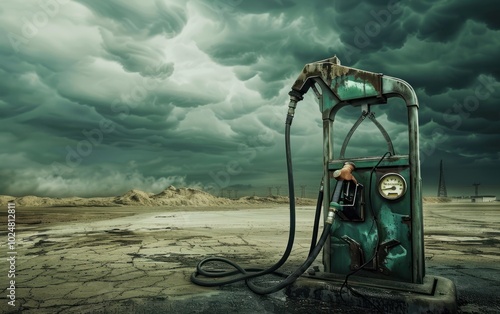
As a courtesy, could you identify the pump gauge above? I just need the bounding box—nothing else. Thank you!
[378,173,407,200]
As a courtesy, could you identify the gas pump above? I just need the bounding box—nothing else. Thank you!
[294,55,424,284]
[192,56,457,313]
[286,56,456,312]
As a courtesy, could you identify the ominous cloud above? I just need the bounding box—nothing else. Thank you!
[1,0,499,198]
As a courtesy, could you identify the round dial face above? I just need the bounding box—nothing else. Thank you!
[378,173,407,200]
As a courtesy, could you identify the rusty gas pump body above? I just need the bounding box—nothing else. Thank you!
[286,56,457,313]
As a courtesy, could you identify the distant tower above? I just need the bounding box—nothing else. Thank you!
[437,160,447,197]
[473,183,480,196]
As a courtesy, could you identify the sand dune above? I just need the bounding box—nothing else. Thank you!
[0,186,317,207]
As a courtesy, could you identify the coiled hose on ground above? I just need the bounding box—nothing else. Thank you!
[190,103,332,294]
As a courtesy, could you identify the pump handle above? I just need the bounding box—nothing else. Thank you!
[333,162,357,184]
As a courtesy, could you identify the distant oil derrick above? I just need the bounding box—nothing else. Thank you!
[473,183,480,196]
[437,160,447,197]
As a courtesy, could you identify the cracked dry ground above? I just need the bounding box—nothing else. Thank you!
[1,203,500,313]
[1,206,320,314]
[423,203,500,314]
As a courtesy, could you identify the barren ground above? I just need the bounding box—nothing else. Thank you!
[1,202,499,313]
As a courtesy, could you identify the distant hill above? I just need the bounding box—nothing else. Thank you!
[0,186,315,207]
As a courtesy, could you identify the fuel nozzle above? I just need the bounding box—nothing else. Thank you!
[286,90,304,124]
[333,162,357,184]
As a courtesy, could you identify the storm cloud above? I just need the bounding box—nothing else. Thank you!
[1,0,499,197]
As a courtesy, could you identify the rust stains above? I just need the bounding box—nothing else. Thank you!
[291,57,380,98]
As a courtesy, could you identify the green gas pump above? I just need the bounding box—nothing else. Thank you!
[286,56,457,312]
[289,55,423,283]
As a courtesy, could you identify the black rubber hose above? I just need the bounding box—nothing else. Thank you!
[190,115,297,291]
[308,183,324,256]
[247,220,331,294]
[190,110,330,295]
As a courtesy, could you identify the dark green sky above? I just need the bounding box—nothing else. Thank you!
[1,0,499,198]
